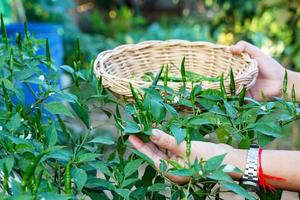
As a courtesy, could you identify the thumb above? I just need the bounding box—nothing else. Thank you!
[230,40,265,59]
[150,129,185,155]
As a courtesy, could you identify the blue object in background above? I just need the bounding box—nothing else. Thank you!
[6,23,64,106]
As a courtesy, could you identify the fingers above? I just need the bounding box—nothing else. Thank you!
[150,129,185,155]
[128,135,168,168]
[230,40,265,59]
[129,135,190,185]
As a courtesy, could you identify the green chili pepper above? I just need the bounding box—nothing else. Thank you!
[220,73,226,99]
[239,87,246,107]
[75,38,81,64]
[46,38,51,69]
[292,84,296,104]
[260,90,267,102]
[46,173,53,192]
[282,69,288,99]
[129,83,143,110]
[33,169,44,194]
[97,76,103,95]
[186,128,191,163]
[22,152,46,191]
[1,81,12,111]
[1,14,8,49]
[9,49,14,81]
[3,163,9,194]
[180,57,187,91]
[163,64,169,89]
[229,68,236,96]
[64,161,72,195]
[24,22,33,56]
[16,33,23,59]
[151,65,164,88]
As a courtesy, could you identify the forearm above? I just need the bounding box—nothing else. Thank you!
[225,149,300,191]
[287,70,300,103]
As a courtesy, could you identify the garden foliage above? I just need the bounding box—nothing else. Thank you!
[0,16,300,200]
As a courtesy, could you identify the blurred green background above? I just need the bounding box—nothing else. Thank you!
[1,0,300,149]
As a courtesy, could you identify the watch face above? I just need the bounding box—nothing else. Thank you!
[241,181,258,192]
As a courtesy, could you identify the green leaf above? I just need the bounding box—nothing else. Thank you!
[89,161,112,176]
[130,187,147,200]
[149,183,167,192]
[163,103,178,116]
[128,147,155,168]
[208,170,233,182]
[77,153,101,163]
[71,167,87,191]
[60,65,74,74]
[256,132,275,147]
[216,126,231,144]
[178,98,193,108]
[6,113,21,133]
[151,100,166,122]
[224,101,237,119]
[115,188,130,200]
[159,160,168,173]
[252,123,282,138]
[121,178,139,188]
[222,182,255,200]
[170,124,186,144]
[124,159,143,178]
[71,102,89,127]
[204,154,226,172]
[191,84,202,98]
[85,178,115,190]
[201,89,223,101]
[167,160,184,169]
[123,120,141,134]
[142,165,157,186]
[221,164,242,174]
[241,107,259,124]
[89,136,115,145]
[189,114,215,126]
[125,104,135,116]
[44,102,74,117]
[238,136,251,149]
[169,169,193,176]
[45,123,58,146]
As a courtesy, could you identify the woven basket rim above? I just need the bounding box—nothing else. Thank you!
[94,40,258,97]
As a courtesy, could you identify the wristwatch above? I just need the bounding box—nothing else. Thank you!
[240,144,259,192]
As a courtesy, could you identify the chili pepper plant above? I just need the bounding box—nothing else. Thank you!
[117,58,300,199]
[0,15,299,200]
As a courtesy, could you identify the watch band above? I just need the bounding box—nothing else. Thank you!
[240,144,259,191]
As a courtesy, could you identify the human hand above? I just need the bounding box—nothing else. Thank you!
[230,41,286,100]
[128,129,243,185]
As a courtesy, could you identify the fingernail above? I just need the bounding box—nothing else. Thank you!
[150,129,161,141]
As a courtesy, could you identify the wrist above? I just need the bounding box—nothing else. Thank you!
[224,148,248,179]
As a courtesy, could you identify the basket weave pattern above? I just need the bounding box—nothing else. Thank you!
[94,40,258,97]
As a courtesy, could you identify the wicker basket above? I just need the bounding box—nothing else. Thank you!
[93,40,258,97]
